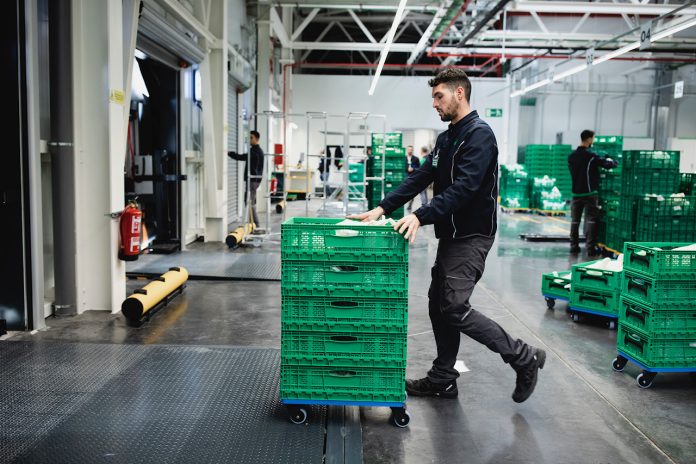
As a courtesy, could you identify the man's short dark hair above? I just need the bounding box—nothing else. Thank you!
[428,68,472,102]
[581,130,595,141]
[250,130,260,139]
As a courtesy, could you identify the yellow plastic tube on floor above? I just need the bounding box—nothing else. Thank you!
[122,267,189,323]
[225,222,255,248]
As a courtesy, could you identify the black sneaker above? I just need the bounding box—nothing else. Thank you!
[512,349,546,403]
[569,245,581,254]
[405,377,458,399]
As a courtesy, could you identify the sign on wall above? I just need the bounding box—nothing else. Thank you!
[486,108,503,118]
[674,81,684,99]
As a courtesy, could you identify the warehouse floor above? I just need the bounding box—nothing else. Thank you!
[4,201,695,464]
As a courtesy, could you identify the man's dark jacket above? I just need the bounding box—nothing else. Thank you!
[228,145,264,182]
[379,110,498,239]
[568,146,619,196]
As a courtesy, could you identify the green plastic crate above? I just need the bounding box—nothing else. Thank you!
[623,150,680,171]
[622,269,696,309]
[570,286,620,316]
[372,132,403,148]
[619,295,696,336]
[281,295,408,333]
[280,365,406,403]
[280,331,407,368]
[282,260,408,298]
[348,164,365,182]
[281,217,407,262]
[617,322,696,368]
[623,242,696,279]
[571,260,623,293]
[541,270,572,300]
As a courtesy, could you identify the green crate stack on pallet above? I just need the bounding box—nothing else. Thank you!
[368,133,406,218]
[524,144,572,208]
[499,164,530,209]
[280,217,409,406]
[635,196,696,242]
[530,175,564,210]
[604,150,681,252]
[595,136,624,244]
[679,173,696,196]
[617,242,696,382]
[569,259,623,322]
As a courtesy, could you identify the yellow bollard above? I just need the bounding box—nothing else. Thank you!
[225,222,255,248]
[275,200,286,214]
[122,267,189,326]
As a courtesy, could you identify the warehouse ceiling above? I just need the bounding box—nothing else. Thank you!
[253,0,696,76]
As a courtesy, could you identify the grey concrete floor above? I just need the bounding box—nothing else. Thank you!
[8,200,696,464]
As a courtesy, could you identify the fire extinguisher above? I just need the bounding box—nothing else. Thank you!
[118,201,143,261]
[270,176,277,194]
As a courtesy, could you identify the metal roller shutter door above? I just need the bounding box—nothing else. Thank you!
[227,85,239,227]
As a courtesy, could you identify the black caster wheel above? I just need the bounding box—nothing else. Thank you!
[390,407,411,428]
[545,297,555,310]
[571,313,581,323]
[637,372,656,389]
[287,406,308,424]
[607,320,617,330]
[612,356,628,372]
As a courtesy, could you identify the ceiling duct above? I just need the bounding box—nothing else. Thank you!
[138,0,206,65]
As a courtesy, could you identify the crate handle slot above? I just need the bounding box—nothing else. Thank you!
[625,303,646,322]
[329,370,357,378]
[624,332,644,349]
[629,252,650,265]
[330,265,359,273]
[333,230,359,238]
[582,271,608,282]
[628,278,648,295]
[579,293,606,304]
[330,301,359,307]
[330,335,358,342]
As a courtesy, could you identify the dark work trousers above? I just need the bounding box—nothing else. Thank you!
[427,236,535,383]
[570,195,600,248]
[245,180,261,226]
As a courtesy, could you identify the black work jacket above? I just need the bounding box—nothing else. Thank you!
[228,145,264,182]
[568,146,619,196]
[379,111,499,239]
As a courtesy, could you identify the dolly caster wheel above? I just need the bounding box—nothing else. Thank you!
[288,406,308,424]
[637,372,656,389]
[390,407,410,428]
[612,356,628,372]
[571,313,581,323]
[545,297,555,310]
[607,320,617,330]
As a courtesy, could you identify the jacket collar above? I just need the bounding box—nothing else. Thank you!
[448,110,478,134]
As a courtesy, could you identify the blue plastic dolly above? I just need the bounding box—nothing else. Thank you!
[282,399,410,427]
[568,305,618,330]
[611,352,696,388]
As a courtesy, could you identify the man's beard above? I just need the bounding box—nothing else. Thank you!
[438,102,458,121]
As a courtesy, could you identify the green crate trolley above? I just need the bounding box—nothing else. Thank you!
[541,270,572,309]
[611,242,696,388]
[280,217,411,426]
[567,259,623,329]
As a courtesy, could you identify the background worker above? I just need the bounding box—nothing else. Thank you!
[228,130,264,228]
[349,68,545,404]
[568,130,619,256]
[406,145,428,213]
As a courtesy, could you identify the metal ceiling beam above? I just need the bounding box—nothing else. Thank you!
[406,3,450,65]
[455,0,512,47]
[291,8,320,40]
[275,2,439,12]
[509,1,696,16]
[347,9,377,43]
[270,7,291,48]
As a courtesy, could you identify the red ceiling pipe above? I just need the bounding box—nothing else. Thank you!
[293,61,498,70]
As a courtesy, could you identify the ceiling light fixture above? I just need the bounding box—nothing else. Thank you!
[651,16,696,42]
[368,0,409,95]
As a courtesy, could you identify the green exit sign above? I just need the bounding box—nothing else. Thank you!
[486,108,503,117]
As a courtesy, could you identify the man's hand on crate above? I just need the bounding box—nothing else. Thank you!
[395,214,421,244]
[347,206,385,223]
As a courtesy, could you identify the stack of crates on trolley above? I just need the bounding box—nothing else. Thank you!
[613,242,696,388]
[368,133,406,218]
[279,217,411,426]
[541,270,572,310]
[603,150,681,253]
[595,136,623,245]
[568,258,623,329]
[348,163,365,201]
[499,164,530,210]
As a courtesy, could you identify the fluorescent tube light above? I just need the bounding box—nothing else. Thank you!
[592,40,640,65]
[552,63,588,81]
[651,16,696,42]
[510,89,525,98]
[525,78,551,92]
[369,0,408,95]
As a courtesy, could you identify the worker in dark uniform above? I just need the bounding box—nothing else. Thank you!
[568,130,619,256]
[349,68,545,403]
[228,130,264,228]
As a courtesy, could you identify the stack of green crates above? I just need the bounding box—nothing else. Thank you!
[530,175,560,210]
[499,164,530,209]
[616,242,696,386]
[635,196,696,242]
[679,173,696,196]
[569,259,623,323]
[280,217,409,406]
[524,144,572,206]
[368,133,406,218]
[595,136,624,243]
[604,150,681,252]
